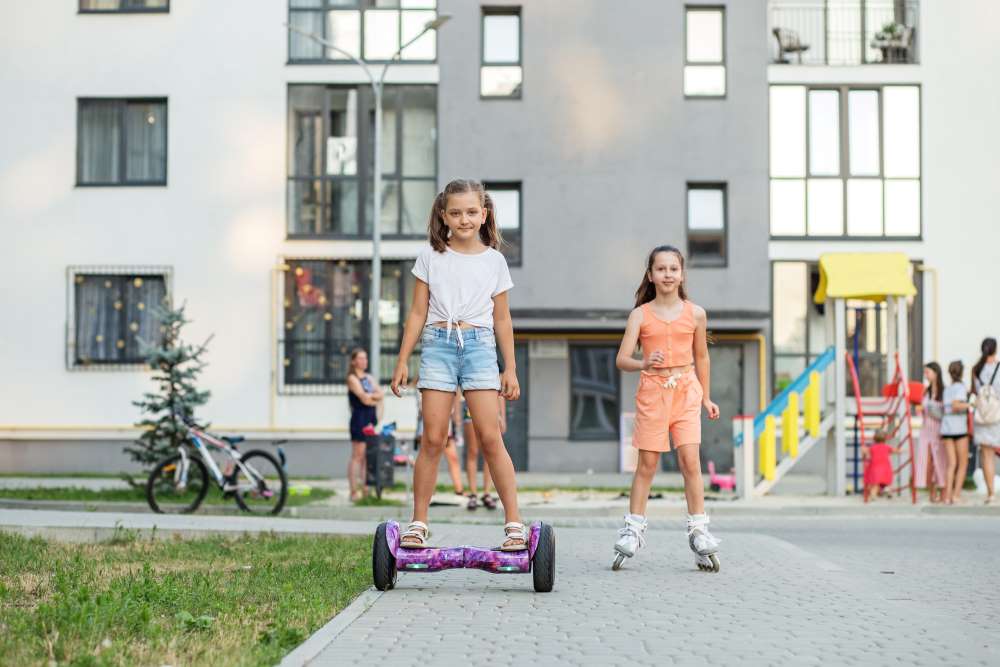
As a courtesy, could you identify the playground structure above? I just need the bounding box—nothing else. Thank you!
[733,252,918,499]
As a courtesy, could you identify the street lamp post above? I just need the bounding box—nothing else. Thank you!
[287,15,450,382]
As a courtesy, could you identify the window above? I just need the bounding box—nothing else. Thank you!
[80,0,168,12]
[69,269,169,368]
[288,1,438,62]
[485,182,521,266]
[287,84,436,237]
[570,345,620,440]
[769,85,920,238]
[686,183,726,266]
[77,99,167,186]
[481,7,522,98]
[684,6,725,97]
[282,259,418,388]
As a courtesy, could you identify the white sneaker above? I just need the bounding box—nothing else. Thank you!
[614,514,647,558]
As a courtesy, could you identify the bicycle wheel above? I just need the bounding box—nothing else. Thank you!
[233,450,288,515]
[147,454,209,514]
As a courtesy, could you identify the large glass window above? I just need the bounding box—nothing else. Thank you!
[288,1,437,62]
[70,270,168,367]
[686,183,726,266]
[684,6,726,97]
[80,0,168,12]
[77,99,167,186]
[485,182,522,266]
[769,85,920,238]
[287,84,436,237]
[481,8,522,98]
[282,259,417,387]
[570,346,620,440]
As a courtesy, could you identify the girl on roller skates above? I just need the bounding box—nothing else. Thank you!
[611,245,722,572]
[390,179,526,551]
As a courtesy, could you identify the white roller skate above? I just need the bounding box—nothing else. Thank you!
[612,514,647,570]
[687,513,721,573]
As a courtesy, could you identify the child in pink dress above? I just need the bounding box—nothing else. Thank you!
[863,429,900,502]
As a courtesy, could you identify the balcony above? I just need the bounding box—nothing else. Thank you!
[769,1,919,65]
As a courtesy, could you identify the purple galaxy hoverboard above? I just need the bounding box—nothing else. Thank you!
[372,520,555,592]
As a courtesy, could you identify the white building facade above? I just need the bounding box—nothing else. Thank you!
[765,0,1000,479]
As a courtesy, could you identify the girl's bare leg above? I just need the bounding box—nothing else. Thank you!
[483,463,493,495]
[463,422,479,497]
[677,444,706,514]
[943,440,956,504]
[348,441,365,500]
[465,390,520,523]
[410,390,454,524]
[953,436,970,502]
[981,445,996,498]
[629,450,660,516]
[444,440,464,494]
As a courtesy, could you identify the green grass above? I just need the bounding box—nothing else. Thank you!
[0,486,334,508]
[352,495,404,507]
[0,472,127,479]
[0,530,370,666]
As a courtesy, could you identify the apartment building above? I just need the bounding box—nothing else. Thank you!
[0,0,777,474]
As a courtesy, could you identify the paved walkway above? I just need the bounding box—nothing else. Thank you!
[310,517,999,667]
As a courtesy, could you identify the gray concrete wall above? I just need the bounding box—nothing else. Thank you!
[437,0,770,315]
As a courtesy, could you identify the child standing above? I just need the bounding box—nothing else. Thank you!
[941,360,971,505]
[611,245,722,572]
[918,362,948,503]
[862,429,900,501]
[390,179,525,550]
[971,337,1000,505]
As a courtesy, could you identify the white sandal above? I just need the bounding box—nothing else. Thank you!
[500,521,528,551]
[400,521,429,548]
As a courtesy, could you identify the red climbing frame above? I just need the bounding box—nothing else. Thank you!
[846,351,917,504]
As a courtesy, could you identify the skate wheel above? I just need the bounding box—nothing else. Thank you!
[708,553,720,573]
[612,553,625,571]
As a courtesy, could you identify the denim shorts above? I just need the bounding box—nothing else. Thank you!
[417,326,501,393]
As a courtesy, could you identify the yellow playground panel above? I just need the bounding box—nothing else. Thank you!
[734,252,918,498]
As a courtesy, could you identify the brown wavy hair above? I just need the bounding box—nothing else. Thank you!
[427,179,503,252]
[634,245,688,308]
[346,347,367,382]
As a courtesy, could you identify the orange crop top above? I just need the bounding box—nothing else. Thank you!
[639,301,696,368]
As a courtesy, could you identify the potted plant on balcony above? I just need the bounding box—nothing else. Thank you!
[871,21,913,63]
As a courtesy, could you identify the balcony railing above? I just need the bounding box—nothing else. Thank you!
[769,1,919,65]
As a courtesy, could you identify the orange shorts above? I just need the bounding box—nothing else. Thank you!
[633,370,703,452]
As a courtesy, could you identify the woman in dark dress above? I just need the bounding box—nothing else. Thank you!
[347,348,383,502]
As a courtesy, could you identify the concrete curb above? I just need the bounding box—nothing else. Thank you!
[278,588,383,667]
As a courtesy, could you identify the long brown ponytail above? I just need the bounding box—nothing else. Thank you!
[972,337,998,393]
[633,245,688,308]
[427,179,504,253]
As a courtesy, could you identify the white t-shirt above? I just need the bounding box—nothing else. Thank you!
[941,382,969,436]
[411,244,513,331]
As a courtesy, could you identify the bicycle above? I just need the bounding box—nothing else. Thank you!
[146,416,289,515]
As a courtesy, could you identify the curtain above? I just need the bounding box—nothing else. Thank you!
[125,102,167,182]
[75,275,166,364]
[79,101,120,183]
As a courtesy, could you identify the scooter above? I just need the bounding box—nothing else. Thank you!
[371,520,555,593]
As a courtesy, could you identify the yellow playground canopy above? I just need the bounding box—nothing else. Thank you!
[814,252,917,304]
